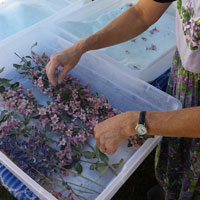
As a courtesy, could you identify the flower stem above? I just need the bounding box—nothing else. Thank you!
[14,52,28,64]
[59,166,105,189]
[86,142,118,176]
[67,181,100,194]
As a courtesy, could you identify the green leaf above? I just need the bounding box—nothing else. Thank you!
[34,65,42,72]
[82,151,96,159]
[45,125,52,132]
[90,164,96,170]
[25,56,32,59]
[0,67,5,73]
[22,61,31,68]
[24,116,30,125]
[19,124,26,131]
[63,164,72,170]
[60,92,71,100]
[0,111,11,122]
[10,82,19,89]
[99,151,109,163]
[0,115,8,123]
[190,46,198,51]
[177,0,182,15]
[182,7,190,21]
[41,53,46,58]
[26,125,33,131]
[23,133,29,138]
[197,31,200,40]
[13,113,25,121]
[13,64,22,69]
[0,110,8,115]
[72,155,80,162]
[31,42,38,49]
[7,111,14,120]
[94,145,100,158]
[0,78,11,87]
[74,162,83,174]
[196,18,200,26]
[112,159,124,169]
[96,163,108,177]
[32,115,40,119]
[0,86,5,93]
[0,113,6,123]
[18,71,29,75]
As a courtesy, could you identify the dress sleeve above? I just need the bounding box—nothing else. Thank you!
[154,0,176,2]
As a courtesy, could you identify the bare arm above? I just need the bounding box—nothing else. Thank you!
[82,0,171,51]
[94,107,200,155]
[46,0,171,86]
[145,107,200,138]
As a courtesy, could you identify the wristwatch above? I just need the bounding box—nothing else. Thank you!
[135,111,148,136]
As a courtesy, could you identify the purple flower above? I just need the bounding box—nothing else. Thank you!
[27,88,34,97]
[38,107,47,115]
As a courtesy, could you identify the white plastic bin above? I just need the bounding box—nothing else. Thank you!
[67,0,96,4]
[49,0,176,82]
[0,26,181,200]
[0,0,83,41]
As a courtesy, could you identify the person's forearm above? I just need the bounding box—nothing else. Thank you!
[78,1,171,53]
[82,6,148,52]
[138,107,200,138]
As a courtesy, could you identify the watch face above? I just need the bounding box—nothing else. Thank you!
[137,124,147,135]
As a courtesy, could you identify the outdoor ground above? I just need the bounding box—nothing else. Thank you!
[0,149,157,200]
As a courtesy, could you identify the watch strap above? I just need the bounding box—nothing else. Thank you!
[138,111,146,125]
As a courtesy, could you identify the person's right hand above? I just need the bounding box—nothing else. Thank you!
[45,40,86,86]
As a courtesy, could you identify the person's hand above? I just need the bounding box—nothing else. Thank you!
[45,40,86,86]
[94,111,139,155]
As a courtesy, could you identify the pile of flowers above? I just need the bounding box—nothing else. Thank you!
[0,43,149,200]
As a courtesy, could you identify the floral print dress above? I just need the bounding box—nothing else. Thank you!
[154,0,200,199]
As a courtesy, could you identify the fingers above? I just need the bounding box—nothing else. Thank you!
[46,59,59,87]
[94,126,107,153]
[99,145,116,155]
[99,146,106,153]
[58,66,71,85]
[94,127,116,155]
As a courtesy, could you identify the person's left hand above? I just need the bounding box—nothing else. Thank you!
[94,111,139,155]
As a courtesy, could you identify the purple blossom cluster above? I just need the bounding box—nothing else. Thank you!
[0,84,35,116]
[0,136,56,181]
[0,49,150,199]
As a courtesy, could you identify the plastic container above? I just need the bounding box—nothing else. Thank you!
[49,0,176,82]
[0,27,182,200]
[67,0,96,4]
[0,0,84,41]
